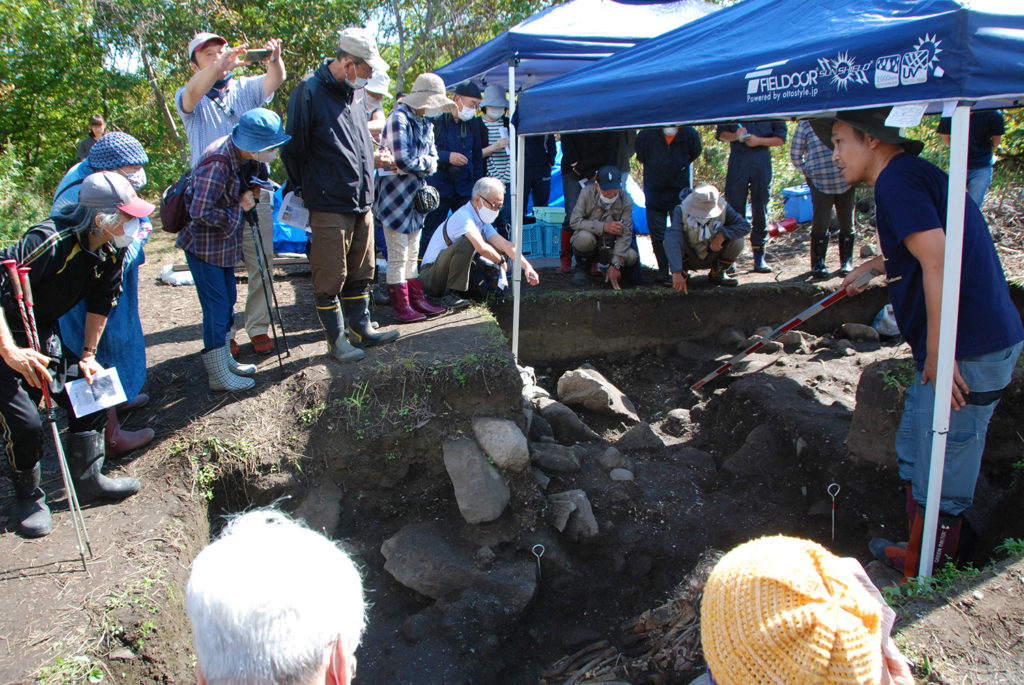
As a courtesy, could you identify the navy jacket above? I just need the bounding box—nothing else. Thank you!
[428,114,485,198]
[525,134,556,172]
[282,60,375,213]
[560,132,619,181]
[635,127,702,212]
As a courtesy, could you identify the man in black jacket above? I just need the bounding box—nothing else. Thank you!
[635,125,702,284]
[1,172,147,537]
[283,28,396,363]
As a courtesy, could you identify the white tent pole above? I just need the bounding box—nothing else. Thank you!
[918,103,970,579]
[509,63,524,361]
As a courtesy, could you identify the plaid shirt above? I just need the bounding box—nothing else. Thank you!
[373,103,438,235]
[177,137,245,267]
[789,120,850,195]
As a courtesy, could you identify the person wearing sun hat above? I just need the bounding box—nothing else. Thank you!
[359,70,392,142]
[371,73,453,327]
[282,27,396,365]
[812,107,1023,581]
[696,535,913,685]
[177,108,290,393]
[0,171,152,537]
[51,130,156,458]
[664,184,750,293]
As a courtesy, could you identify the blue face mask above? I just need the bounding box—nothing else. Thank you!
[206,75,233,100]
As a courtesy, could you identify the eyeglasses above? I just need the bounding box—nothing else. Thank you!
[481,196,503,211]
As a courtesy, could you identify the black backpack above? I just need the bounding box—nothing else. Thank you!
[159,153,230,234]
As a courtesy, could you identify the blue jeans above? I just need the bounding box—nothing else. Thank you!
[896,342,1022,516]
[186,252,237,352]
[966,165,993,209]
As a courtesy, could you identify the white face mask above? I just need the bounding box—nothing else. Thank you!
[599,193,618,207]
[255,148,279,164]
[363,95,382,112]
[112,217,140,248]
[458,105,477,121]
[477,201,500,224]
[122,168,147,190]
[662,126,679,136]
[485,107,505,120]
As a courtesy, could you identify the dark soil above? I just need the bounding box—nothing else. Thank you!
[0,219,1022,685]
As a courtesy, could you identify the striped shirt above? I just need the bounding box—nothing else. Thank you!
[789,120,850,195]
[482,118,511,184]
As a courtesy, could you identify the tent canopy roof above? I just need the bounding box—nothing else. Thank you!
[516,0,1024,135]
[434,0,718,89]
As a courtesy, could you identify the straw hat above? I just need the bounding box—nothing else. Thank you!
[399,73,456,113]
[700,536,884,685]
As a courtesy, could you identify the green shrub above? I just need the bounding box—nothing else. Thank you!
[0,143,49,247]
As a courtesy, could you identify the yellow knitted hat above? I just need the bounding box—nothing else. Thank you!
[700,536,883,685]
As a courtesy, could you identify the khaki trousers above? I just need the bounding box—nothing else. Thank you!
[309,210,375,298]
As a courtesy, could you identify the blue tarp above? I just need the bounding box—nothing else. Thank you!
[517,0,1024,134]
[435,0,718,88]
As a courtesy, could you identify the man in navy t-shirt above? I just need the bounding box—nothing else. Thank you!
[936,109,1004,208]
[812,108,1023,580]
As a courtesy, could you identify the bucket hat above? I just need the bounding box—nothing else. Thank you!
[682,185,726,220]
[230,109,291,152]
[399,74,456,113]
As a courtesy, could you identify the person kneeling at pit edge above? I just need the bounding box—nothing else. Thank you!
[693,535,913,685]
[1,171,149,537]
[568,165,639,290]
[664,184,750,293]
[419,177,539,308]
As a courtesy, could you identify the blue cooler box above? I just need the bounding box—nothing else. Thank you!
[782,184,813,223]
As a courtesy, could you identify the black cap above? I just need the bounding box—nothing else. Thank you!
[454,81,482,99]
[810,108,924,156]
[596,165,622,190]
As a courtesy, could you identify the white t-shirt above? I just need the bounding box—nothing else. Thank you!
[422,200,498,266]
[175,75,270,168]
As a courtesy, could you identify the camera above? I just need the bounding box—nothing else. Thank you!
[244,49,272,63]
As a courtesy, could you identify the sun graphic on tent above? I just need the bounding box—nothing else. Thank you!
[827,52,868,90]
[914,34,943,69]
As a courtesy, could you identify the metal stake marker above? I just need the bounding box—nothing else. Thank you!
[828,483,841,542]
[532,544,545,582]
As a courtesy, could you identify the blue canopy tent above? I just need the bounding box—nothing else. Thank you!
[435,0,718,89]
[509,0,1024,578]
[434,0,718,244]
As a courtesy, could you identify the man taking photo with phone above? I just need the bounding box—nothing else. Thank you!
[176,32,286,357]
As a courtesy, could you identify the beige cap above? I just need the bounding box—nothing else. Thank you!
[337,27,388,74]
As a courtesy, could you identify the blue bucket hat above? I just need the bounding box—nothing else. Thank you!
[231,109,291,152]
[87,132,149,170]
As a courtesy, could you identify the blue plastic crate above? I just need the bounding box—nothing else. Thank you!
[782,184,813,222]
[520,222,543,257]
[542,222,562,258]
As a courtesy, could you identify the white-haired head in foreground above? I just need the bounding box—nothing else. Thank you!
[186,509,366,685]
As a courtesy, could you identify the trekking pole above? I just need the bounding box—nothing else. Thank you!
[2,262,91,569]
[244,209,288,370]
[690,268,882,391]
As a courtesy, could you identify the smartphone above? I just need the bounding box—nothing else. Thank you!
[244,49,272,63]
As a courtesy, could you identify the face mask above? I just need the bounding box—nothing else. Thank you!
[485,107,505,119]
[477,202,499,224]
[347,75,369,90]
[255,148,279,164]
[122,168,147,190]
[458,105,477,122]
[663,126,679,136]
[111,217,140,249]
[363,95,381,112]
[599,193,617,207]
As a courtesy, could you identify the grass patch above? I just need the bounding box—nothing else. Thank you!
[883,561,980,607]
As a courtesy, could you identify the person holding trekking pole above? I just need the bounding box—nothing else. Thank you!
[0,171,149,537]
